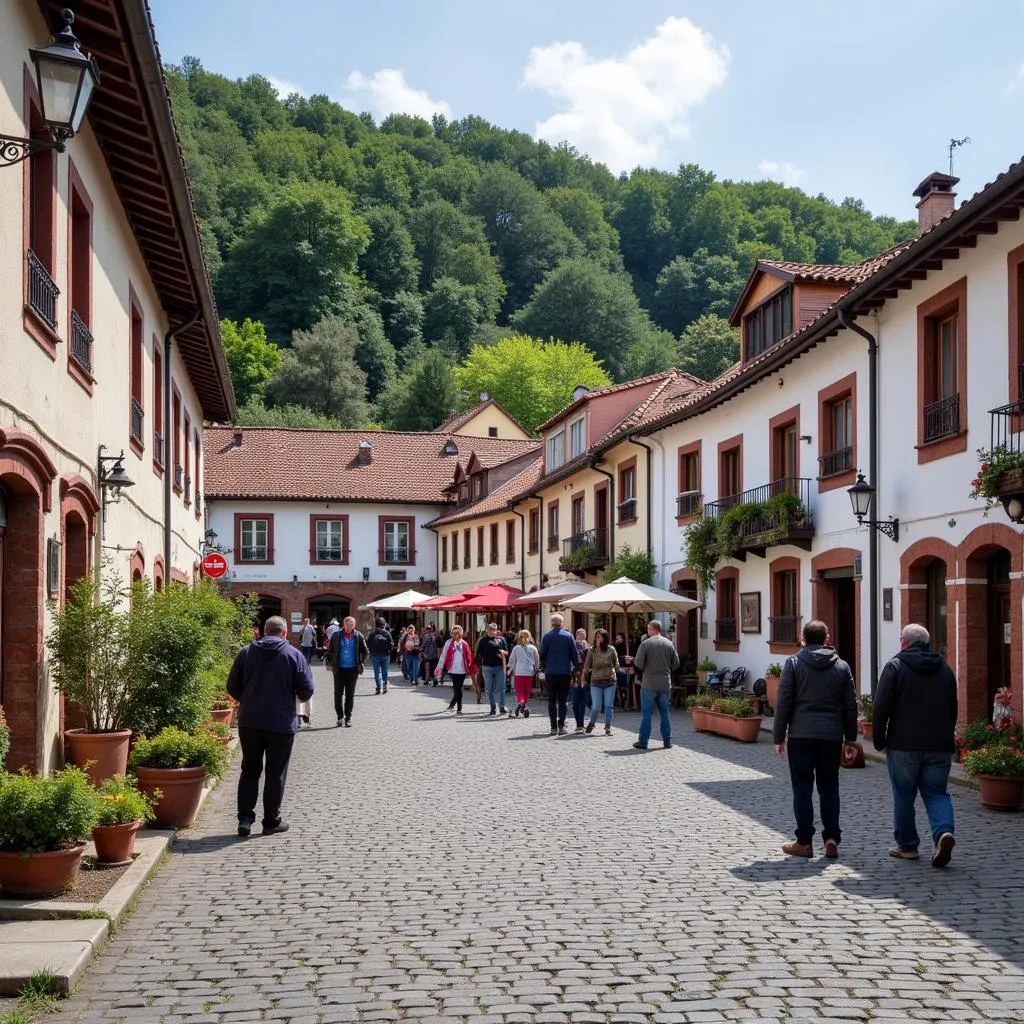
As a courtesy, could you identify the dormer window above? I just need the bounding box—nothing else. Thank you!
[472,473,485,499]
[743,286,792,360]
[458,483,470,503]
[442,439,458,456]
[546,429,565,471]
[569,417,586,459]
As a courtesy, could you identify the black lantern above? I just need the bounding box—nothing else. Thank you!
[847,472,899,542]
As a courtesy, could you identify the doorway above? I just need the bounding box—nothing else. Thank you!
[832,578,856,680]
[925,560,948,658]
[987,550,1011,713]
[676,580,699,669]
[254,595,283,634]
[309,595,350,631]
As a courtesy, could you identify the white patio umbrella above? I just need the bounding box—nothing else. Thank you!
[359,589,434,611]
[516,579,595,605]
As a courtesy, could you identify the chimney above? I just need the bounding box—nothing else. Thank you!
[572,384,590,401]
[232,427,243,446]
[913,172,959,236]
[357,440,373,465]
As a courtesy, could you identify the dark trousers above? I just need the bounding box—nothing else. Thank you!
[333,667,359,721]
[787,738,843,845]
[571,683,590,727]
[547,674,571,729]
[237,726,294,829]
[449,673,466,711]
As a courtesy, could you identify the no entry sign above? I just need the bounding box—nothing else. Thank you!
[201,552,228,579]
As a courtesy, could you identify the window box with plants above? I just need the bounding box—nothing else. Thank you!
[963,744,1024,811]
[704,697,762,743]
[0,766,98,896]
[857,693,873,740]
[92,774,157,865]
[970,445,1024,519]
[686,690,714,731]
[765,662,782,712]
[559,543,603,576]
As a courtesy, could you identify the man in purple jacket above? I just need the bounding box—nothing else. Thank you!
[227,615,314,837]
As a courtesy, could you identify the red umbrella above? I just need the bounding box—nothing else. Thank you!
[412,593,471,611]
[452,582,537,610]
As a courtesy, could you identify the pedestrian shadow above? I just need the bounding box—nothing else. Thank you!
[731,857,832,882]
[506,733,558,741]
[172,833,251,853]
[605,747,648,756]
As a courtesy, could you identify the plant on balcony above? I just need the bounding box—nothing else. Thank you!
[969,445,1024,515]
[715,491,807,559]
[682,516,718,595]
[561,543,600,574]
[601,545,655,585]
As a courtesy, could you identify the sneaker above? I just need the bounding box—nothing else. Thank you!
[932,833,955,868]
[489,707,497,716]
[523,706,530,718]
[574,726,585,734]
[663,741,673,749]
[374,689,381,695]
[344,719,351,728]
[382,687,388,694]
[262,821,289,835]
[558,726,568,736]
[824,839,839,859]
[337,717,344,727]
[499,707,507,715]
[550,727,558,736]
[514,704,522,718]
[888,847,920,860]
[237,821,252,837]
[448,700,457,711]
[783,841,813,858]
[585,722,595,734]
[632,741,648,751]
[413,681,419,686]
[456,710,463,716]
[604,726,612,736]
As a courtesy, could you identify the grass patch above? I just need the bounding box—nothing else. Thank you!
[0,969,63,1024]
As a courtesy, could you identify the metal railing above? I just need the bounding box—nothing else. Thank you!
[70,310,93,374]
[153,431,164,466]
[27,249,59,330]
[769,615,801,645]
[818,447,852,478]
[174,463,183,490]
[238,546,269,561]
[130,399,144,445]
[715,618,738,643]
[528,540,539,554]
[547,534,559,552]
[923,393,960,442]
[617,497,638,523]
[383,547,409,563]
[703,478,814,543]
[677,491,701,517]
[313,546,346,561]
[183,475,192,498]
[990,374,1024,454]
[561,527,609,561]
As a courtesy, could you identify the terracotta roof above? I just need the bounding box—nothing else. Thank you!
[203,427,535,503]
[428,456,544,527]
[591,369,703,447]
[536,370,686,433]
[432,399,528,436]
[463,440,540,470]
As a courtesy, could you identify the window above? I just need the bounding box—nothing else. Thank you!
[569,417,586,459]
[129,289,144,452]
[152,343,164,471]
[451,532,458,570]
[529,508,539,554]
[547,501,559,551]
[506,520,515,563]
[193,429,201,512]
[25,75,59,349]
[718,436,743,505]
[463,528,471,568]
[67,164,93,385]
[235,515,273,563]
[477,526,485,566]
[172,388,182,493]
[715,571,738,647]
[546,430,565,471]
[310,516,349,563]
[488,426,498,437]
[677,441,701,518]
[618,460,637,524]
[472,474,485,499]
[917,277,967,463]
[743,286,793,360]
[442,535,448,573]
[769,406,799,496]
[380,517,414,564]
[489,523,499,565]
[568,495,583,539]
[817,374,857,490]
[183,412,192,506]
[458,482,470,503]
[769,558,801,652]
[1009,242,1024,407]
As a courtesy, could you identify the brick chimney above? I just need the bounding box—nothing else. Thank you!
[232,427,243,446]
[913,172,959,235]
[357,440,373,465]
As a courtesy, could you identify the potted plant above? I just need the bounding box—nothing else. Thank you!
[963,744,1024,811]
[128,727,227,829]
[686,690,714,732]
[201,720,232,749]
[92,775,156,865]
[765,662,782,711]
[46,576,135,786]
[969,445,1024,516]
[857,693,874,741]
[707,696,762,742]
[0,767,98,896]
[696,657,717,689]
[209,693,235,727]
[0,704,9,771]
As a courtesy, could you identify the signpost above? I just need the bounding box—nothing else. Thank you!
[201,552,228,580]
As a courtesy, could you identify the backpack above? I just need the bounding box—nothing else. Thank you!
[368,628,393,656]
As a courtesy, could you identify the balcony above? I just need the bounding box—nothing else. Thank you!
[677,490,701,518]
[703,477,814,558]
[559,528,609,576]
[27,249,59,330]
[130,399,144,447]
[528,540,539,555]
[383,547,410,564]
[314,546,345,562]
[818,446,852,479]
[547,535,559,553]
[986,396,1024,518]
[153,431,164,467]
[923,393,960,443]
[715,618,738,643]
[769,614,801,646]
[174,463,183,491]
[617,497,638,524]
[70,311,93,375]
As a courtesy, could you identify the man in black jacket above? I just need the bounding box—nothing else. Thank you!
[773,619,858,859]
[873,623,958,867]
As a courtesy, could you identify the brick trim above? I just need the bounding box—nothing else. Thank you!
[58,474,99,535]
[129,546,145,581]
[309,515,350,565]
[153,555,165,590]
[0,428,57,511]
[810,547,861,683]
[768,405,800,482]
[234,512,275,565]
[817,372,857,492]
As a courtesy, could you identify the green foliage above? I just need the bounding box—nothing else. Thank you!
[379,349,459,431]
[766,662,782,677]
[0,704,8,770]
[602,545,655,586]
[711,697,758,718]
[624,330,679,379]
[350,307,397,402]
[235,399,343,428]
[560,544,600,573]
[359,205,420,299]
[956,718,1023,757]
[454,334,610,433]
[969,445,1024,515]
[857,693,874,722]
[93,775,156,826]
[678,314,740,382]
[219,317,282,406]
[963,744,1024,778]
[696,658,717,672]
[652,250,743,336]
[686,689,714,709]
[128,727,228,779]
[682,516,719,596]
[0,767,98,853]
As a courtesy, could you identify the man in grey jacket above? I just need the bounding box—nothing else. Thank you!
[773,619,858,859]
[632,620,680,750]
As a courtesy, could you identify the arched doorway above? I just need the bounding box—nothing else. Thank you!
[254,595,283,634]
[925,560,948,659]
[309,594,350,631]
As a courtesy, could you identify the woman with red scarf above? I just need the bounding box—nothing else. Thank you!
[435,624,475,715]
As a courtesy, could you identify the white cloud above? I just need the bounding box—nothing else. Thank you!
[1005,64,1024,95]
[267,75,308,99]
[522,17,729,173]
[758,160,807,187]
[341,69,452,121]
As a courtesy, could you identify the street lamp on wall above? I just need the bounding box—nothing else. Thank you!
[97,445,134,533]
[847,472,899,542]
[0,10,101,168]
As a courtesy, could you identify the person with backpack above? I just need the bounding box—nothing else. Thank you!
[435,624,475,714]
[366,617,394,694]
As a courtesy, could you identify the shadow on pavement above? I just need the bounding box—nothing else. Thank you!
[173,833,250,854]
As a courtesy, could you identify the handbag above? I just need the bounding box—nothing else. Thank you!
[841,741,865,769]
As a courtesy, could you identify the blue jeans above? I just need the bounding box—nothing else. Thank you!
[886,750,955,851]
[403,653,421,684]
[301,645,312,664]
[786,738,842,846]
[589,683,615,727]
[639,689,671,746]
[371,655,390,690]
[482,665,505,709]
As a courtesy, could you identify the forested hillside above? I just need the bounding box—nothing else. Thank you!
[167,59,916,431]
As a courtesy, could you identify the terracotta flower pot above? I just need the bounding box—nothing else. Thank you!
[766,674,780,711]
[210,708,234,727]
[64,729,131,786]
[859,720,873,741]
[135,766,207,829]
[976,774,1024,811]
[0,845,85,896]
[728,715,762,742]
[92,819,142,865]
[691,708,709,732]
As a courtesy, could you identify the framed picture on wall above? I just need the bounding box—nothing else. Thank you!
[740,591,760,633]
[47,537,61,600]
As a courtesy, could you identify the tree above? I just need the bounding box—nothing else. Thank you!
[677,314,740,382]
[359,205,419,299]
[651,249,743,336]
[382,290,424,350]
[602,545,655,585]
[378,350,458,431]
[513,258,652,381]
[445,244,505,324]
[545,186,621,269]
[624,331,678,380]
[265,317,368,426]
[219,317,282,407]
[408,198,487,289]
[422,277,482,361]
[350,307,396,402]
[454,335,610,433]
[235,399,343,429]
[612,171,674,299]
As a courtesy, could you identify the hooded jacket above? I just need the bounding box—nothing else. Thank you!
[227,636,315,735]
[773,645,857,744]
[872,641,958,752]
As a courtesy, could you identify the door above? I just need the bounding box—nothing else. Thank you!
[781,425,797,493]
[987,551,1011,713]
[254,596,282,635]
[833,578,856,682]
[309,595,350,631]
[572,495,585,540]
[594,485,609,557]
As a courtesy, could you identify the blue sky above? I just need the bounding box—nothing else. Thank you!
[150,0,1024,220]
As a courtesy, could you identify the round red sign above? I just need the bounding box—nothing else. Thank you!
[201,552,228,579]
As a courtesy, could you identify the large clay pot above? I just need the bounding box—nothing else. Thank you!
[0,845,85,896]
[859,720,873,742]
[64,729,131,786]
[691,708,709,732]
[135,766,207,828]
[729,715,762,743]
[766,674,780,711]
[210,707,234,727]
[92,820,142,865]
[976,774,1024,811]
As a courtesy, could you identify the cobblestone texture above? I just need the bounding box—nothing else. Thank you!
[44,670,1024,1023]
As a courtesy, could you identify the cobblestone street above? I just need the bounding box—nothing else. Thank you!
[47,669,1024,1023]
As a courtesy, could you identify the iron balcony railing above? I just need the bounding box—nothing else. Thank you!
[989,372,1024,455]
[153,431,164,467]
[716,618,738,643]
[313,546,346,561]
[70,311,93,374]
[238,546,269,561]
[528,539,539,554]
[130,398,144,446]
[547,534,559,552]
[617,497,638,523]
[383,547,409,563]
[818,446,852,478]
[184,475,192,498]
[923,393,960,443]
[174,463,183,490]
[703,477,814,544]
[769,615,801,646]
[561,527,609,561]
[677,490,701,517]
[27,249,59,330]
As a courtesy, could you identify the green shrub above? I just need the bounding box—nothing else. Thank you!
[686,690,714,710]
[0,704,9,770]
[128,727,227,779]
[963,744,1024,778]
[697,657,717,672]
[0,767,98,853]
[711,697,757,718]
[766,662,782,677]
[94,775,156,826]
[857,693,874,722]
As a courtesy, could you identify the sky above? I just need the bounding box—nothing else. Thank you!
[149,0,1024,221]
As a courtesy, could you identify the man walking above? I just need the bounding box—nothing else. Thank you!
[227,615,314,837]
[774,620,858,859]
[476,622,509,715]
[873,623,958,867]
[540,613,580,735]
[366,617,394,694]
[327,615,368,727]
[299,617,315,664]
[632,620,679,750]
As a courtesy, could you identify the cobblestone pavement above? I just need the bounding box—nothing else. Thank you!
[45,668,1024,1023]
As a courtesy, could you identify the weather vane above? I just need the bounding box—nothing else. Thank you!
[948,136,970,176]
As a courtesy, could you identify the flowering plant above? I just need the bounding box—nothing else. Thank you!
[963,743,1024,778]
[93,775,156,826]
[955,718,1022,762]
[0,704,8,770]
[857,693,874,722]
[969,445,1024,515]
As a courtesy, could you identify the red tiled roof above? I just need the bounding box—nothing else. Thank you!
[428,457,544,527]
[536,370,685,433]
[433,399,528,436]
[756,244,911,286]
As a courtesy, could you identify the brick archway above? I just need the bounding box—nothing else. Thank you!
[152,555,164,591]
[60,475,98,604]
[669,568,699,662]
[811,547,861,684]
[129,545,145,583]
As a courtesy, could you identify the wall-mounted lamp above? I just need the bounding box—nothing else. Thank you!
[847,472,899,542]
[1001,497,1024,524]
[799,434,812,444]
[97,443,134,515]
[0,10,101,168]
[292,574,299,589]
[362,567,370,581]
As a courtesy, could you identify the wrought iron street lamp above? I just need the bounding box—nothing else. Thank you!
[847,472,899,542]
[0,9,100,168]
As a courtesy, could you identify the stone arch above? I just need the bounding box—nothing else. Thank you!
[0,428,57,512]
[899,537,956,631]
[129,545,145,583]
[152,555,165,591]
[59,474,98,601]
